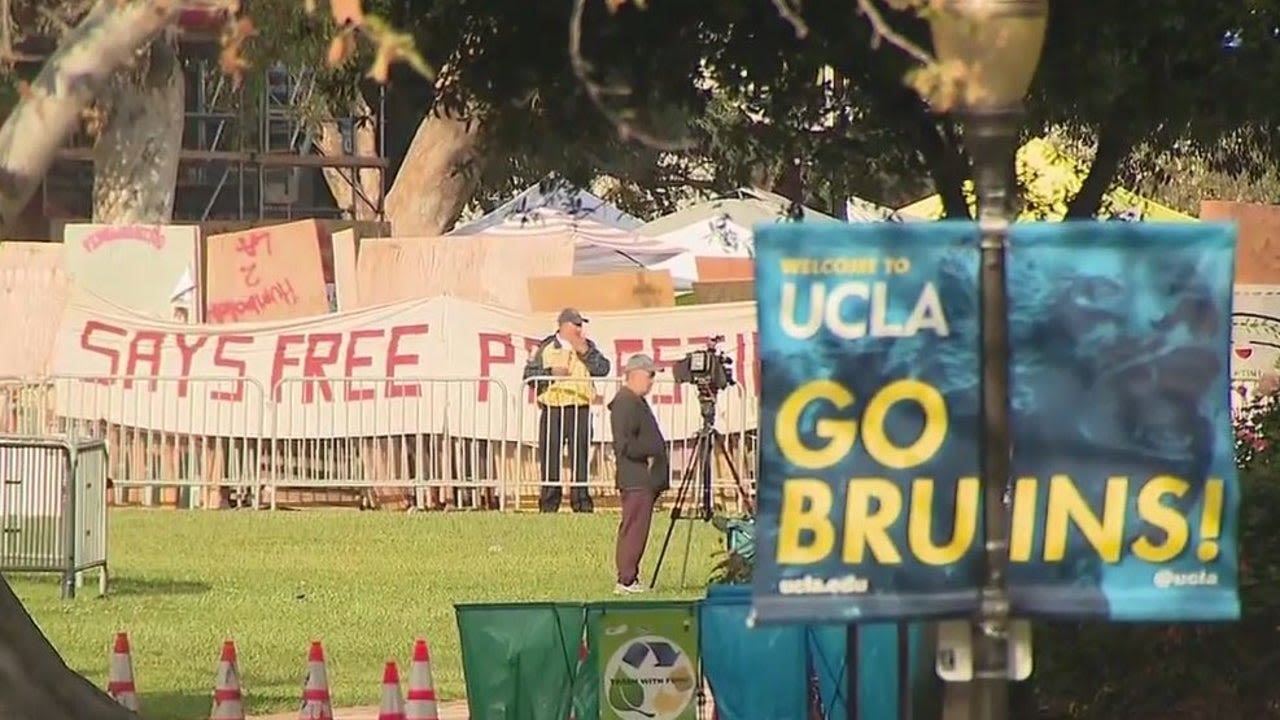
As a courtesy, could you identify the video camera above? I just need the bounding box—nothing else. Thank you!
[671,336,736,402]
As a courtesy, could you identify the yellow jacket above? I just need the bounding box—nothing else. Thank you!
[523,335,612,407]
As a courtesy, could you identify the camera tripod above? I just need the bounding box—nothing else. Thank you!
[649,400,754,589]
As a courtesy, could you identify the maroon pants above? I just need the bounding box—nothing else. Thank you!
[616,488,657,585]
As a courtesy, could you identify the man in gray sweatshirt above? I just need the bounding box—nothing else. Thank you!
[608,354,670,594]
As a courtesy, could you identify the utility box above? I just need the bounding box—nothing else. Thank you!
[0,436,109,598]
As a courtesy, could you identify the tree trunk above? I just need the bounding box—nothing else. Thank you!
[382,106,485,236]
[0,0,185,234]
[1064,114,1133,220]
[0,578,137,720]
[92,33,185,223]
[317,95,382,221]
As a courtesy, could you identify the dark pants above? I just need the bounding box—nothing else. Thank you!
[616,488,657,585]
[538,405,593,513]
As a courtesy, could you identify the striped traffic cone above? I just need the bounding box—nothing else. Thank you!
[106,632,140,711]
[211,640,246,720]
[377,661,407,720]
[298,641,335,720]
[405,639,439,720]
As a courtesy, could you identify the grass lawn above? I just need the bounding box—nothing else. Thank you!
[8,508,724,720]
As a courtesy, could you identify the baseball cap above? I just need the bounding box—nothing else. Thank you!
[557,307,588,325]
[624,354,659,375]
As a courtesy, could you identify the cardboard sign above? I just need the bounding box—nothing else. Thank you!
[63,224,198,319]
[355,233,574,310]
[527,269,675,312]
[331,228,360,310]
[692,280,755,304]
[203,220,331,323]
[695,256,754,282]
[1200,200,1280,283]
[0,242,71,376]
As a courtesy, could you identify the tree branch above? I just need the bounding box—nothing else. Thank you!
[0,0,188,233]
[568,0,693,151]
[851,57,971,219]
[920,114,971,218]
[856,0,933,65]
[771,0,809,38]
[1065,114,1134,219]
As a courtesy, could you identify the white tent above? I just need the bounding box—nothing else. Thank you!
[644,218,754,290]
[473,208,686,275]
[636,188,900,290]
[450,179,643,235]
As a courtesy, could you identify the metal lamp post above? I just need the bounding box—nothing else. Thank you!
[926,2,1048,719]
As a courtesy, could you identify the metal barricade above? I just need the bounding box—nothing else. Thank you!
[267,377,513,511]
[40,375,267,509]
[0,372,761,514]
[0,435,109,598]
[515,376,757,513]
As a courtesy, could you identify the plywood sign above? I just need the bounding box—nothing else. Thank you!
[528,269,675,312]
[0,242,71,376]
[695,256,754,282]
[204,219,331,323]
[1200,200,1280,284]
[330,228,360,310]
[355,233,575,310]
[693,280,755,304]
[63,224,198,319]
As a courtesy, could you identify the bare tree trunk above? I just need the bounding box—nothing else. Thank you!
[317,94,382,221]
[92,33,185,223]
[0,0,185,234]
[0,578,137,720]
[383,106,484,236]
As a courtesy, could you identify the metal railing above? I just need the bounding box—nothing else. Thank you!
[513,376,756,513]
[0,435,110,598]
[0,374,760,512]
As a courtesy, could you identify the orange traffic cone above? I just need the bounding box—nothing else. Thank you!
[211,640,246,720]
[405,639,439,720]
[106,632,140,711]
[298,641,334,720]
[377,661,407,720]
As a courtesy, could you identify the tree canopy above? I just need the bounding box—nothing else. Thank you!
[284,0,1280,220]
[5,0,1279,227]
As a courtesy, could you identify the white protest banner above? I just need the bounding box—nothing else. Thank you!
[52,295,759,440]
[463,298,759,441]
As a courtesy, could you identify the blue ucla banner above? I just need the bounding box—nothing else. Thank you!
[750,221,1239,623]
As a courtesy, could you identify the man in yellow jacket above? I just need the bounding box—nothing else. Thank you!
[523,308,612,512]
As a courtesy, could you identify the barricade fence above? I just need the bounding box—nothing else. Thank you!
[0,435,110,598]
[0,375,759,513]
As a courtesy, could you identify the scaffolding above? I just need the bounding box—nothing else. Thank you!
[45,42,387,223]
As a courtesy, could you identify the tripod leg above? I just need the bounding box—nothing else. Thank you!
[679,508,695,587]
[712,431,754,515]
[648,445,700,589]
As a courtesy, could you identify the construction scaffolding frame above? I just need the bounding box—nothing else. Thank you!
[43,40,387,224]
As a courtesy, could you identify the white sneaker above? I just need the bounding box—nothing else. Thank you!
[614,581,646,595]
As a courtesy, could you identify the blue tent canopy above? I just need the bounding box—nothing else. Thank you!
[449,179,644,235]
